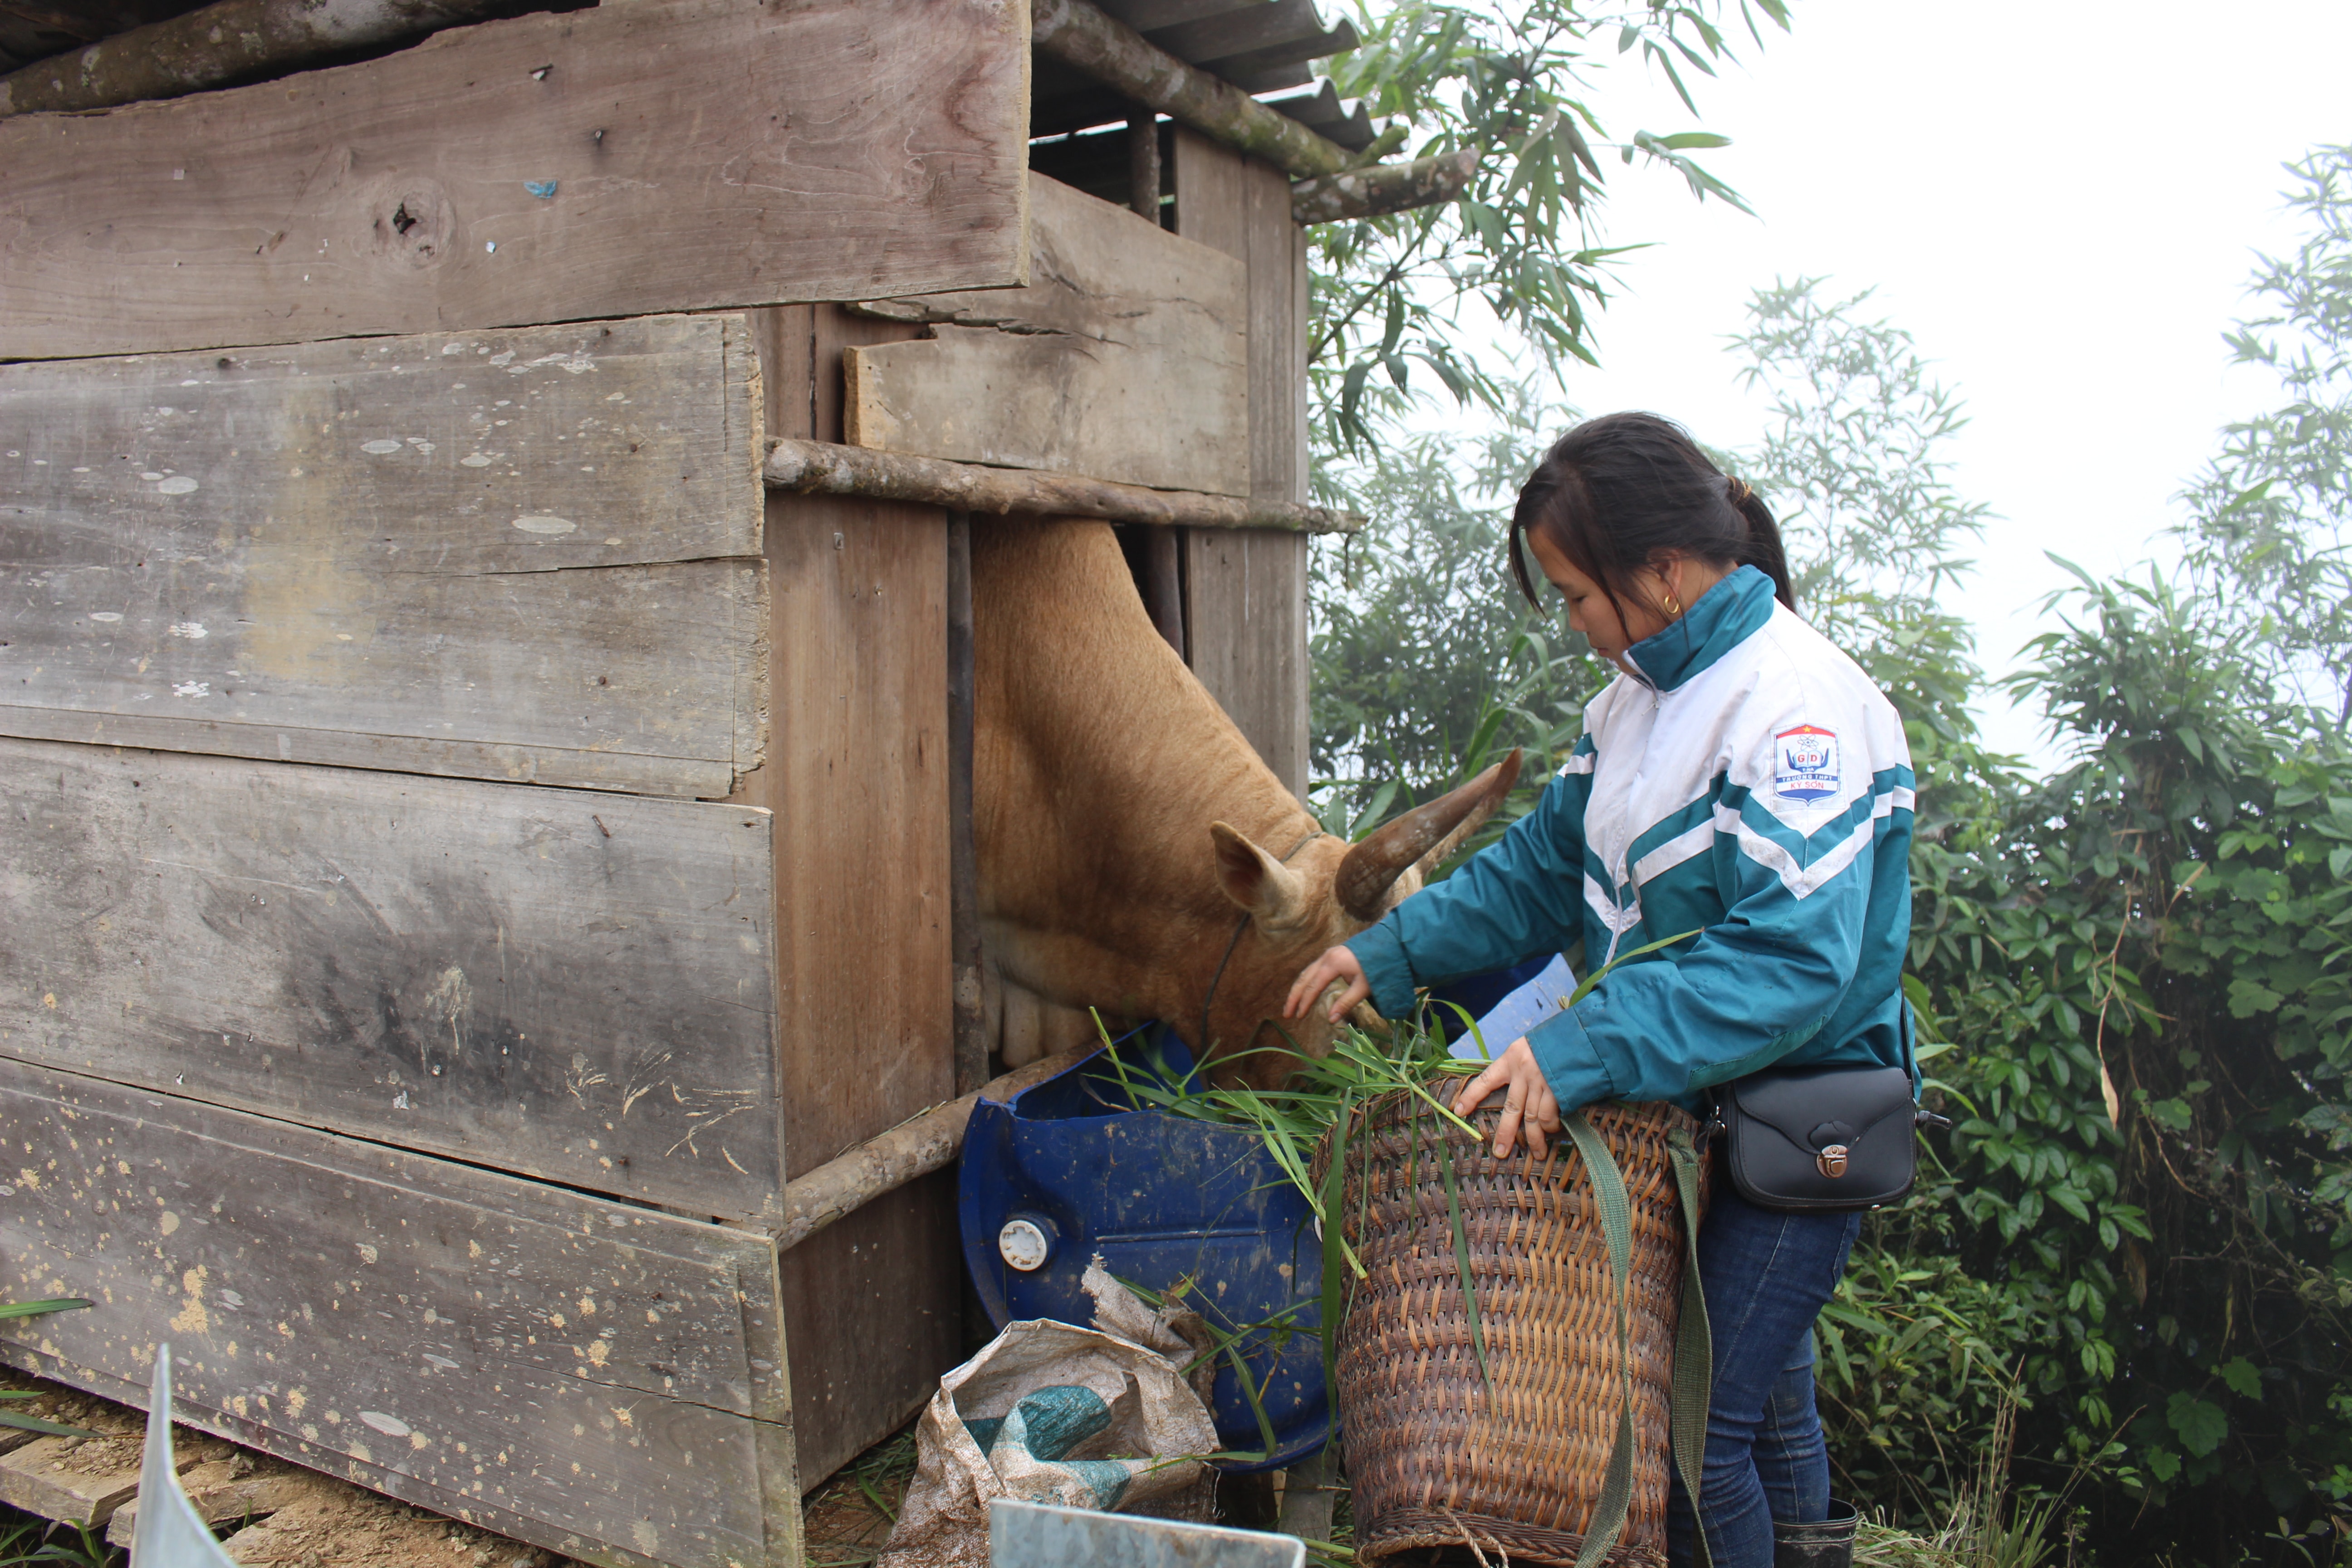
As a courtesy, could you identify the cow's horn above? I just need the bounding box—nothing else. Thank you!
[1333,749,1524,922]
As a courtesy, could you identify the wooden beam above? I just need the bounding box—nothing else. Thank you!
[946,512,989,1101]
[0,314,765,797]
[774,1049,1089,1253]
[1028,0,1470,225]
[0,0,1029,359]
[1291,147,1479,223]
[0,737,784,1225]
[0,1056,799,1568]
[765,439,1361,536]
[0,0,509,119]
[1030,0,1349,180]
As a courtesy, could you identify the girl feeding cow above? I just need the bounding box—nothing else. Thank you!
[1284,412,1916,1568]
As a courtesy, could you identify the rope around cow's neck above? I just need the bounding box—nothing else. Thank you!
[1196,825,1327,1064]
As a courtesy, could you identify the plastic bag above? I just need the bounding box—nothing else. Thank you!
[875,1260,1220,1568]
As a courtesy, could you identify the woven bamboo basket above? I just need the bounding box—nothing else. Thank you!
[1324,1089,1707,1567]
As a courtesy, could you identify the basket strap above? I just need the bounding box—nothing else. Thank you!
[1561,1112,1635,1568]
[1667,1127,1715,1568]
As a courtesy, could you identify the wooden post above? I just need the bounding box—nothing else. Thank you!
[948,510,989,1099]
[1128,109,1163,224]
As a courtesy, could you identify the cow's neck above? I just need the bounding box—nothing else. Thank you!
[973,519,1319,1026]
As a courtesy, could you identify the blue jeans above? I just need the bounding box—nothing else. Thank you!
[1666,1184,1860,1568]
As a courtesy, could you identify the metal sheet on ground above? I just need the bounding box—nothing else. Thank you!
[0,314,764,798]
[0,738,784,1222]
[0,1058,797,1568]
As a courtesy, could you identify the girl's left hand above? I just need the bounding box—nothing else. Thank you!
[1451,1037,1562,1159]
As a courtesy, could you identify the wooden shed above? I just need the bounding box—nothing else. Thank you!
[0,0,1455,1560]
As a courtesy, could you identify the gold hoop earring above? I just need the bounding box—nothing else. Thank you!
[1663,590,1683,619]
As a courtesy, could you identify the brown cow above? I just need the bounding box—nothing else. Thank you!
[973,516,1519,1088]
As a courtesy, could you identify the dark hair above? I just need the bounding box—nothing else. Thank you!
[1507,412,1795,625]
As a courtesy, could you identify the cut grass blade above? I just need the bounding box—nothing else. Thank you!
[1222,1341,1280,1462]
[1319,1089,1357,1401]
[0,1298,92,1321]
[1436,1132,1493,1396]
[0,1410,105,1439]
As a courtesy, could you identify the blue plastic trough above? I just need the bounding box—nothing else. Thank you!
[957,1029,1326,1472]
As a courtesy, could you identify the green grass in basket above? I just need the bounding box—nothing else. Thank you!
[1090,931,1696,1408]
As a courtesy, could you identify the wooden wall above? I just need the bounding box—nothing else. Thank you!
[0,0,1028,1550]
[0,313,794,1568]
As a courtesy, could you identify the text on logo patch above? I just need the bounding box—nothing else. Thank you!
[1775,724,1840,803]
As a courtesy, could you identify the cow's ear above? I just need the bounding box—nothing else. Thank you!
[1334,749,1524,921]
[1210,823,1309,929]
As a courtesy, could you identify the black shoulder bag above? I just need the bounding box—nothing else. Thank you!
[1704,1012,1952,1212]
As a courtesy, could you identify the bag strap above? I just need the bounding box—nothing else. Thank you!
[1666,1127,1714,1568]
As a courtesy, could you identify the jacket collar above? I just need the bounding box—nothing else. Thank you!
[1626,564,1776,692]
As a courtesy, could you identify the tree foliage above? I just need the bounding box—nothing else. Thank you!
[2180,144,2352,726]
[1308,0,1783,451]
[1308,387,1605,839]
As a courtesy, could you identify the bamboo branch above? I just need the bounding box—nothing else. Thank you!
[0,0,513,118]
[765,438,1363,535]
[774,1048,1093,1252]
[1291,147,1479,224]
[1031,0,1350,181]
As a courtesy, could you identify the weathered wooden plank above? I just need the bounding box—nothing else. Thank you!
[0,0,1029,360]
[0,1410,229,1526]
[778,1172,961,1488]
[843,173,1249,497]
[0,1058,798,1568]
[106,1452,350,1548]
[0,314,765,798]
[759,309,955,1181]
[744,304,960,1490]
[0,738,784,1223]
[1171,131,1312,799]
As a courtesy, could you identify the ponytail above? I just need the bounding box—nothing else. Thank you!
[1724,476,1796,609]
[1509,412,1798,618]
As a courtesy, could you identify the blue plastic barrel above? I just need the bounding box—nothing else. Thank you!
[957,1029,1326,1472]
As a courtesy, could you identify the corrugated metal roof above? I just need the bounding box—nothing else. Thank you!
[1029,0,1369,147]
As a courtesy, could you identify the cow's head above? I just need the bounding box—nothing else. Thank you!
[1196,750,1524,1088]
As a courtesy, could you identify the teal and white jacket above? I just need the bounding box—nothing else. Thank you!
[1346,565,1916,1112]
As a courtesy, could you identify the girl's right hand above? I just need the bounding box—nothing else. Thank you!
[1284,946,1370,1023]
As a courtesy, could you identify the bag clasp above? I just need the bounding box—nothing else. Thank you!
[1815,1144,1849,1179]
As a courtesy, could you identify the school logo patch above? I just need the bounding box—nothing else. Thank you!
[1775,724,1841,803]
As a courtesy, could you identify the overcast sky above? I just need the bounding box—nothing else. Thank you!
[1512,0,2352,764]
